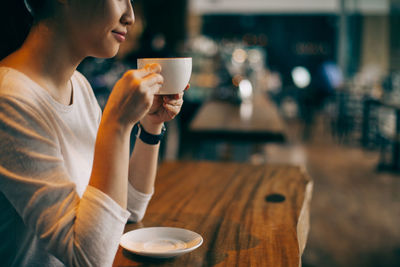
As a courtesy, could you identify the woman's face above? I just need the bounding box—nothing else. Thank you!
[64,0,135,58]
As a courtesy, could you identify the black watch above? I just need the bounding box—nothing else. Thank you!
[135,122,166,145]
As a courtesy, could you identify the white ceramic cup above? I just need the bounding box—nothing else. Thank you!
[137,57,192,95]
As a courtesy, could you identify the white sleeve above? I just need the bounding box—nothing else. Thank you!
[127,183,153,222]
[0,96,130,266]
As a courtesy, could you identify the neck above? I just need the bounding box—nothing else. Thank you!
[22,22,83,86]
[1,20,85,104]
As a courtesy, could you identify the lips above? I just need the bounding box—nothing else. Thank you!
[112,30,127,42]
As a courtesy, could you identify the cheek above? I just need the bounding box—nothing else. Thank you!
[91,33,121,58]
[72,1,109,28]
[67,1,123,58]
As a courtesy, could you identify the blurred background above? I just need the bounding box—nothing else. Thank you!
[78,0,400,266]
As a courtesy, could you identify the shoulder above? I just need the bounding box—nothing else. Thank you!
[0,67,36,98]
[72,70,99,104]
[72,70,91,88]
[72,70,98,96]
[0,67,47,115]
[71,70,102,123]
[0,69,58,146]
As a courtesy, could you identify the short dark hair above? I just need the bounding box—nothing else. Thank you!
[25,0,54,21]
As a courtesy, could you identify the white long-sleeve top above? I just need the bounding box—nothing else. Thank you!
[0,67,152,267]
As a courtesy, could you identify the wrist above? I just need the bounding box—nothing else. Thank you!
[100,113,133,138]
[139,117,164,135]
[135,121,166,145]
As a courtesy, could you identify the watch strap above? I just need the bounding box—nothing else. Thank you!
[136,122,166,145]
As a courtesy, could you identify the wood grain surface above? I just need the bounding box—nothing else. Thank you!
[113,161,313,267]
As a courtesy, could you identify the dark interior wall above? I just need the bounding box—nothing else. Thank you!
[201,15,349,86]
[0,1,32,60]
[139,0,188,57]
[390,0,400,71]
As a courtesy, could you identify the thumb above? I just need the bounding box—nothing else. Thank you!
[135,63,162,78]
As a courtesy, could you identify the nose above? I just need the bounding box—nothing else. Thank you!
[121,1,135,26]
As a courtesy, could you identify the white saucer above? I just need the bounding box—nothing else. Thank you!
[120,227,203,258]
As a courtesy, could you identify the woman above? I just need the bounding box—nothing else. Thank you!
[0,0,185,266]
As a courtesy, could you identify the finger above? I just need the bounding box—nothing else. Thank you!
[163,102,182,110]
[163,103,181,117]
[163,97,183,106]
[142,83,162,97]
[149,84,162,94]
[163,92,183,101]
[133,63,162,79]
[162,95,177,100]
[142,73,164,88]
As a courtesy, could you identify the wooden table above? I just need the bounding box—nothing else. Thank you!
[113,161,313,267]
[189,97,286,143]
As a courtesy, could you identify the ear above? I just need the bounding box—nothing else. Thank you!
[23,0,34,15]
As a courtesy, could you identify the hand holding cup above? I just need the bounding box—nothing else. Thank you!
[137,57,192,126]
[103,63,164,130]
[137,58,192,95]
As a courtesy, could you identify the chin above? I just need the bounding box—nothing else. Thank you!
[93,46,120,59]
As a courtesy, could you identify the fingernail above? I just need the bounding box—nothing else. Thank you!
[146,64,156,72]
[152,64,161,72]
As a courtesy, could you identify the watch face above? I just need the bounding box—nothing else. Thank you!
[161,123,167,134]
